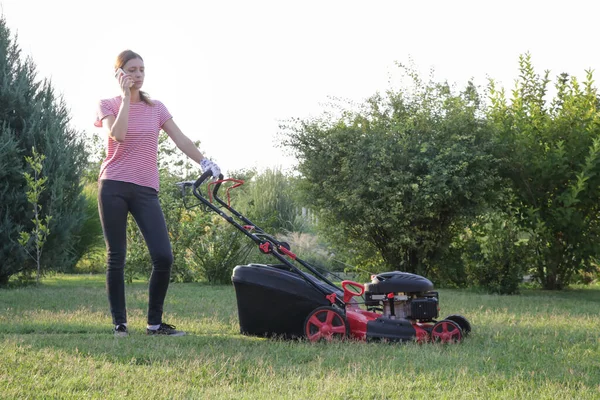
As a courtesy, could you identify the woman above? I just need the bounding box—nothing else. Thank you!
[94,49,221,337]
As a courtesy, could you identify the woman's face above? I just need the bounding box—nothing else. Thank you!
[122,57,145,90]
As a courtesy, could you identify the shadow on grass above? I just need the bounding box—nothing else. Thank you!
[2,316,599,390]
[2,275,599,391]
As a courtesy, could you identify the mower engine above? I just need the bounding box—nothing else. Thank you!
[364,271,439,322]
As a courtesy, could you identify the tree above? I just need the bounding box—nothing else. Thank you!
[0,15,88,284]
[281,65,500,276]
[18,147,52,283]
[487,53,600,289]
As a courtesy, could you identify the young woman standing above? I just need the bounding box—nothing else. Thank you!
[95,50,221,336]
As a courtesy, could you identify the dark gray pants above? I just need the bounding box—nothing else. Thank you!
[98,179,173,326]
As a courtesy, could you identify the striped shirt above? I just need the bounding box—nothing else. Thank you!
[94,96,172,191]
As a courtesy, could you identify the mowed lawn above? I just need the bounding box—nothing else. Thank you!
[0,274,599,399]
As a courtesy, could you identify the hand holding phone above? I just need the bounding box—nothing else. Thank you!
[114,68,126,79]
[115,68,134,94]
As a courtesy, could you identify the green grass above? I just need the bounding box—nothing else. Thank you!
[1,275,599,399]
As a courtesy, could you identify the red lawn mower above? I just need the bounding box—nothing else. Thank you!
[177,172,471,344]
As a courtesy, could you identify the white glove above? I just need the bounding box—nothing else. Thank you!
[200,158,222,179]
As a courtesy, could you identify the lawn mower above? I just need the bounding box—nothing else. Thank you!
[177,171,471,343]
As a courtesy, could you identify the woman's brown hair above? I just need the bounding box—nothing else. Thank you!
[114,50,153,106]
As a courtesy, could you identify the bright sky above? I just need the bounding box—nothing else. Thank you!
[2,0,599,174]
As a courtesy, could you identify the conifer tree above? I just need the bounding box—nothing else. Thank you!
[0,15,88,284]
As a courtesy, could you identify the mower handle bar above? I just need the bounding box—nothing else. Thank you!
[175,170,221,198]
[194,170,221,189]
[175,170,348,308]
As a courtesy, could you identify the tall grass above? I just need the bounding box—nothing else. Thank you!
[1,275,599,399]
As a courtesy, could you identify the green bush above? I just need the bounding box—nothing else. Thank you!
[183,216,254,284]
[233,168,310,234]
[574,258,599,285]
[71,184,105,273]
[281,63,500,277]
[429,245,470,289]
[458,211,531,294]
[487,53,600,289]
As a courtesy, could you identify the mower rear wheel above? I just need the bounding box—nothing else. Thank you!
[304,306,349,342]
[444,314,471,336]
[431,320,463,343]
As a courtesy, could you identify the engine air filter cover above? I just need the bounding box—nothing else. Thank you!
[410,297,439,320]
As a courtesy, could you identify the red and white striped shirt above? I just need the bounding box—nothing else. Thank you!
[94,96,172,191]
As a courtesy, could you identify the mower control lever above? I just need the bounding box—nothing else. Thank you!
[341,280,365,303]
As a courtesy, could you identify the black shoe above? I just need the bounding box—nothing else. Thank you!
[114,324,128,337]
[146,323,186,336]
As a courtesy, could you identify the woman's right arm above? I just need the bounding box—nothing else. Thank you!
[104,73,133,143]
[104,97,130,143]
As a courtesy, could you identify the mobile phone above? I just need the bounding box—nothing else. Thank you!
[114,68,126,79]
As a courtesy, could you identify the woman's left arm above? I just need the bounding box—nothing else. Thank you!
[162,118,205,164]
[163,118,222,178]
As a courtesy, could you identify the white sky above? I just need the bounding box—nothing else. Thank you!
[2,0,599,174]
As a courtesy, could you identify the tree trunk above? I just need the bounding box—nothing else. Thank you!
[541,261,566,290]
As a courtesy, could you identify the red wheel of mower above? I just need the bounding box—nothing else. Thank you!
[444,314,471,336]
[431,320,463,343]
[304,306,349,342]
